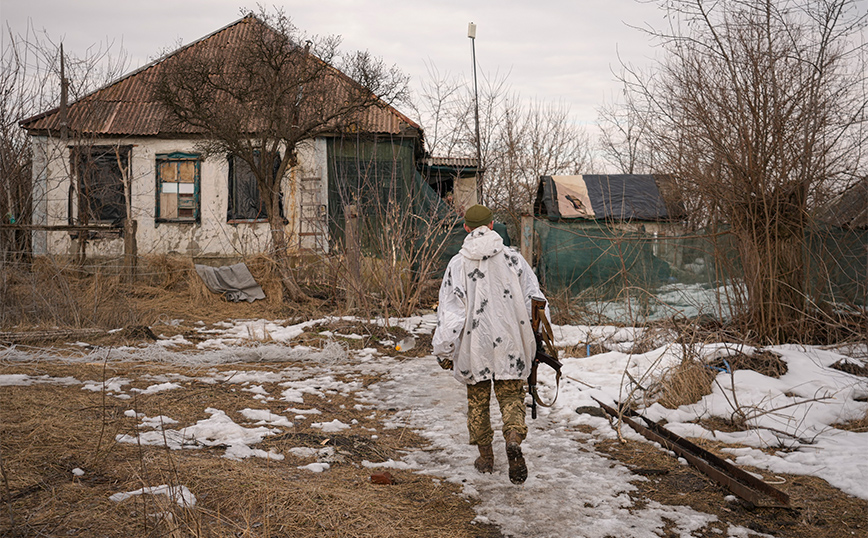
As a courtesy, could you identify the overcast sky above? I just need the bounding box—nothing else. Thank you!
[2,0,665,130]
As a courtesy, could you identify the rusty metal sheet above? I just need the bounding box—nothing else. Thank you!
[593,397,790,507]
[20,15,418,137]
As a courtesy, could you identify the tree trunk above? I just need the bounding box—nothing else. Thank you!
[735,196,807,343]
[268,188,307,303]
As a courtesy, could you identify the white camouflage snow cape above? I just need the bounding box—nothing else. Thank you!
[432,226,544,384]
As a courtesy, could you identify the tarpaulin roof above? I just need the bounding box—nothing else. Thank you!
[535,174,685,221]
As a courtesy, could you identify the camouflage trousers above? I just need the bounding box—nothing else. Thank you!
[466,379,528,446]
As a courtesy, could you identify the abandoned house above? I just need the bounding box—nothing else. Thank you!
[20,15,447,261]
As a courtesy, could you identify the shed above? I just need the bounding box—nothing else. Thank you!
[532,175,689,296]
[420,156,480,215]
[816,179,868,230]
[535,174,685,224]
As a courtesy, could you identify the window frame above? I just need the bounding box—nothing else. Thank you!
[155,152,201,224]
[227,153,284,223]
[74,145,131,225]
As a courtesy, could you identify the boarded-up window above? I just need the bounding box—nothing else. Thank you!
[75,146,129,223]
[156,153,200,222]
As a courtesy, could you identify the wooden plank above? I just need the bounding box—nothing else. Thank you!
[160,161,177,182]
[0,328,106,343]
[161,192,178,219]
[0,224,119,231]
[178,161,195,182]
[637,413,790,505]
[521,212,533,265]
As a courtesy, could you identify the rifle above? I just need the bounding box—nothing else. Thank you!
[528,296,562,419]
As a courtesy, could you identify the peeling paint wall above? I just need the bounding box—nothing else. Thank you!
[30,136,327,260]
[454,175,479,215]
[296,138,330,252]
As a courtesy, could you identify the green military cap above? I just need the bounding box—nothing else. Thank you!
[464,204,493,229]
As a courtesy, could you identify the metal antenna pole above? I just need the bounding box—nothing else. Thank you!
[468,22,482,204]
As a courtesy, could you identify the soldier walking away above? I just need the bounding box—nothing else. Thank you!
[432,204,548,484]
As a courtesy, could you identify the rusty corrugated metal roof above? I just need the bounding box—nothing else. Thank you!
[21,15,420,137]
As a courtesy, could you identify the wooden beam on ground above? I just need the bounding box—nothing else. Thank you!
[0,224,121,232]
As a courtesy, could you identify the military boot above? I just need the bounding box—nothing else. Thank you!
[474,444,494,473]
[505,431,527,484]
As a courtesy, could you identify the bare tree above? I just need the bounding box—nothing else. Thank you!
[154,8,410,301]
[621,0,867,342]
[414,66,593,224]
[597,84,654,175]
[412,61,472,158]
[1,23,128,265]
[486,97,593,222]
[0,32,35,264]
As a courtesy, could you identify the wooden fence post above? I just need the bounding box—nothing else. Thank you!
[124,219,137,282]
[345,205,362,310]
[521,207,534,267]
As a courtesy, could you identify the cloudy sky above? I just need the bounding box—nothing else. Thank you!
[2,0,665,129]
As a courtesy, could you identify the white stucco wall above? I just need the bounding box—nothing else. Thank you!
[30,136,326,259]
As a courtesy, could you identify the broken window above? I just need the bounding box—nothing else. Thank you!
[227,154,283,221]
[156,153,200,222]
[334,157,404,209]
[74,145,129,223]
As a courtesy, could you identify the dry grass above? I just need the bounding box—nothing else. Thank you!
[830,358,868,378]
[714,350,788,378]
[0,358,498,537]
[558,343,608,358]
[546,287,601,326]
[0,255,346,332]
[133,254,294,321]
[829,358,868,432]
[646,348,790,411]
[0,253,444,334]
[655,359,718,409]
[835,414,868,433]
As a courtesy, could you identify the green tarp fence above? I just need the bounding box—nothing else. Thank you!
[536,219,867,322]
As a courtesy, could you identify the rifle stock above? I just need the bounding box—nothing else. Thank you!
[528,296,562,419]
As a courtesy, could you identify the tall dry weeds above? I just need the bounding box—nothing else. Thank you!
[0,254,312,331]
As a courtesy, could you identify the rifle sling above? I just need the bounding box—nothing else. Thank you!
[530,366,560,408]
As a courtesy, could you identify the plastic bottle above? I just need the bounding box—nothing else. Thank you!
[395,336,416,352]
